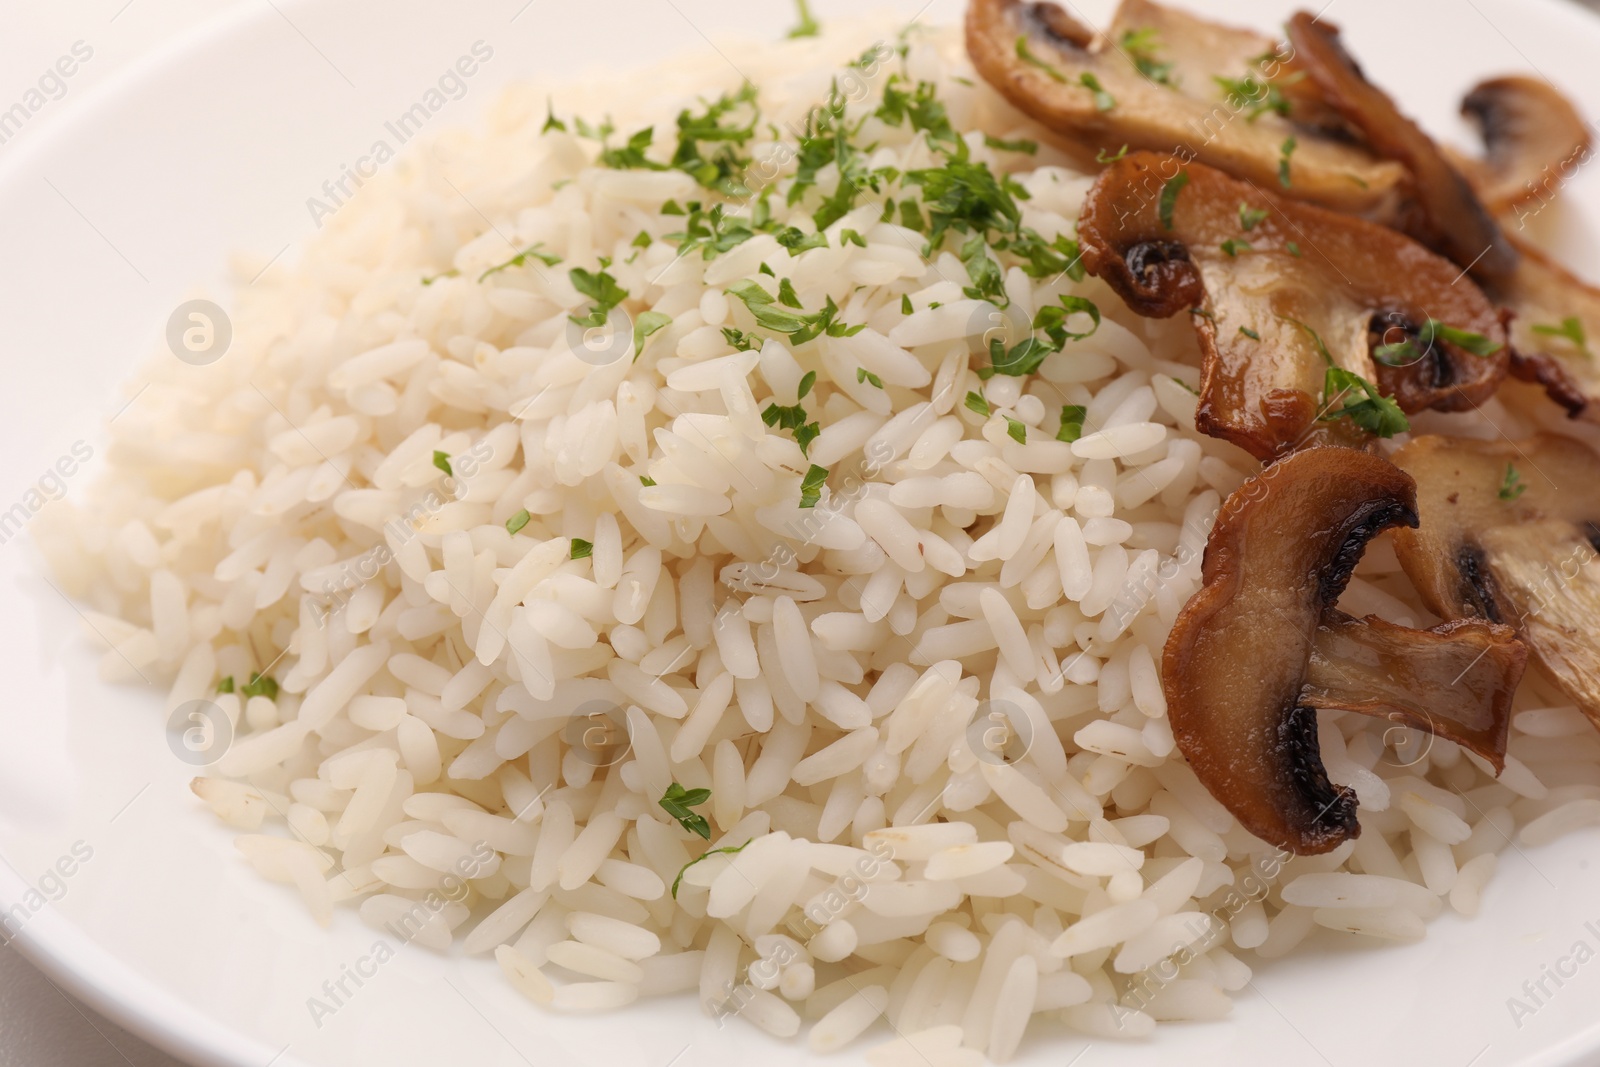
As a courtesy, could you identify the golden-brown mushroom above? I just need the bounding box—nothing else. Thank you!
[1391,434,1600,728]
[965,0,1407,216]
[1285,13,1518,288]
[1166,447,1527,854]
[1500,235,1600,421]
[1077,152,1510,461]
[1453,76,1593,220]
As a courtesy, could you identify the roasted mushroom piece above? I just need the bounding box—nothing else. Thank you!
[1286,13,1517,289]
[1282,14,1600,422]
[965,0,1407,216]
[1391,434,1600,728]
[1453,76,1593,221]
[1077,152,1510,461]
[1166,448,1528,855]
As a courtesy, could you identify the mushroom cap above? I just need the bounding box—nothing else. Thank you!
[964,0,1407,216]
[1285,13,1518,288]
[1455,76,1593,218]
[1501,234,1600,423]
[1077,152,1509,460]
[1392,433,1600,726]
[1166,446,1526,854]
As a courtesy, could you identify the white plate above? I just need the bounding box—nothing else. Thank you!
[3,0,1600,1064]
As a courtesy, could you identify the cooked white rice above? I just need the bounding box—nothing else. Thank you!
[35,14,1600,1061]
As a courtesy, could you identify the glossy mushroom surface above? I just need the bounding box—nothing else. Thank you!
[1164,447,1526,854]
[1077,152,1509,460]
[1454,76,1593,219]
[1391,434,1600,726]
[965,0,1406,215]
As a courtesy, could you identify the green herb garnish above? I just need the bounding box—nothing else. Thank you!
[1279,136,1298,188]
[1499,463,1527,502]
[1239,326,1261,340]
[659,782,712,839]
[433,451,453,477]
[1531,316,1592,359]
[632,311,672,360]
[1080,72,1116,112]
[1096,144,1130,164]
[799,463,829,508]
[671,840,750,898]
[1120,28,1174,85]
[571,538,594,560]
[1239,204,1269,231]
[787,0,821,38]
[965,391,992,417]
[568,266,629,328]
[1159,171,1189,230]
[1004,416,1028,444]
[1056,405,1087,443]
[857,367,884,388]
[506,509,531,535]
[216,676,235,694]
[241,673,279,701]
[1015,37,1068,83]
[1220,239,1252,257]
[984,134,1039,155]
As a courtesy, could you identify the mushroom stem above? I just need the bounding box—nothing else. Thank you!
[1165,447,1527,854]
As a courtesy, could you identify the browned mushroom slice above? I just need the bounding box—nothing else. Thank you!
[1305,612,1522,767]
[1077,152,1509,461]
[1165,447,1526,854]
[1391,434,1600,727]
[965,0,1406,216]
[1501,234,1600,421]
[1285,13,1518,288]
[1452,77,1593,220]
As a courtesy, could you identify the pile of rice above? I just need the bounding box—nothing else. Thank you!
[38,17,1600,1063]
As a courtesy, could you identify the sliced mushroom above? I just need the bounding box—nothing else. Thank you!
[1391,434,1600,727]
[1077,152,1509,461]
[965,0,1407,216]
[1285,13,1518,288]
[1453,76,1593,219]
[1500,234,1600,421]
[1166,447,1527,854]
[1281,14,1600,422]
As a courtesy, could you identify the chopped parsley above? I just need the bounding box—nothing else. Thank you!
[1119,28,1174,85]
[1287,241,1303,257]
[1015,36,1068,83]
[1220,239,1253,257]
[1532,316,1592,359]
[671,840,750,898]
[1036,295,1101,345]
[984,134,1039,155]
[659,782,712,839]
[506,509,531,536]
[632,310,673,360]
[776,226,829,254]
[901,294,914,316]
[240,673,279,701]
[216,676,235,694]
[761,369,820,455]
[1239,204,1270,231]
[569,265,629,328]
[982,336,1055,379]
[1320,365,1409,437]
[857,367,884,388]
[1214,74,1290,121]
[1239,326,1261,340]
[632,230,653,249]
[965,391,992,417]
[722,326,759,351]
[420,268,459,286]
[725,279,864,346]
[1159,171,1189,230]
[1171,376,1199,396]
[1499,463,1527,502]
[1096,144,1130,164]
[1374,319,1503,365]
[432,450,453,477]
[1004,416,1028,444]
[799,463,829,508]
[1056,405,1087,443]
[541,98,566,133]
[840,229,867,248]
[1080,72,1116,112]
[571,538,594,560]
[1278,136,1298,188]
[787,0,821,37]
[639,475,657,487]
[778,278,804,309]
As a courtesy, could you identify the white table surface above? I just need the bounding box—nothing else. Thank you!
[1,9,243,1064]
